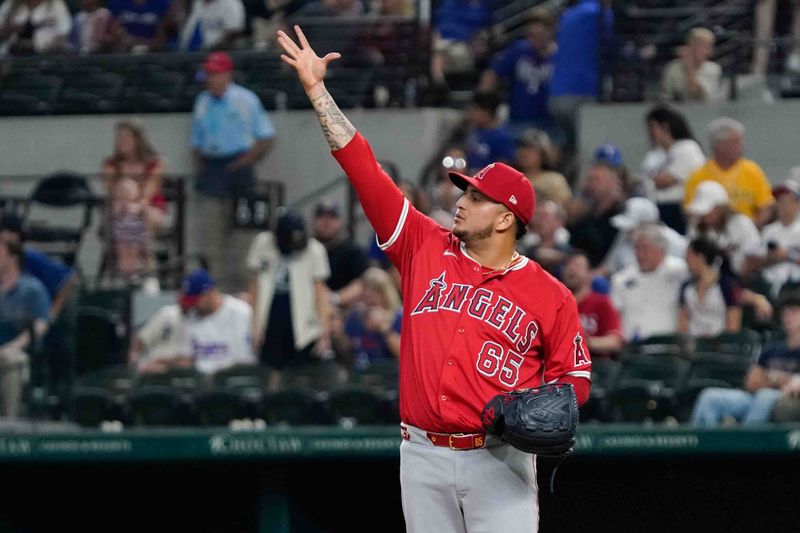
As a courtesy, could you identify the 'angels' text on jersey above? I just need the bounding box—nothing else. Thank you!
[410,271,540,354]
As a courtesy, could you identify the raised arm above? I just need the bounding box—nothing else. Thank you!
[276,26,415,248]
[277,26,354,151]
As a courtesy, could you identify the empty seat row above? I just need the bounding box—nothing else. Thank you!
[72,382,398,428]
[69,361,400,428]
[585,350,754,424]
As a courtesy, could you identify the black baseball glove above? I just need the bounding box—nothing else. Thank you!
[481,383,578,456]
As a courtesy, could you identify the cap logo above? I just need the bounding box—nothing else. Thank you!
[474,163,495,181]
[509,195,518,205]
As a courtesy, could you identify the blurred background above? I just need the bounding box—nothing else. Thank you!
[1,0,800,531]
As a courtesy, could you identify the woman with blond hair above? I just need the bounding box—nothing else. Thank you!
[514,128,572,210]
[342,267,402,369]
[101,119,166,279]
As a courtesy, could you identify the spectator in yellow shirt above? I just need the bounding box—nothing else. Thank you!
[683,117,774,227]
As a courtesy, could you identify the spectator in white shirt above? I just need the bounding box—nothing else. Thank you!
[660,27,722,102]
[181,269,254,375]
[611,223,689,341]
[599,197,687,277]
[247,211,333,369]
[130,270,255,375]
[0,0,72,55]
[686,180,763,276]
[128,300,189,374]
[761,180,800,297]
[679,237,742,338]
[73,0,116,54]
[640,105,706,234]
[179,0,244,51]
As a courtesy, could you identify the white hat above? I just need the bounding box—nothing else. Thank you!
[611,197,660,230]
[686,181,729,216]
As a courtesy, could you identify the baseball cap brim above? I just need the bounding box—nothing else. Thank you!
[610,213,636,230]
[773,184,800,199]
[204,63,231,74]
[449,171,504,206]
[179,294,201,310]
[686,197,717,216]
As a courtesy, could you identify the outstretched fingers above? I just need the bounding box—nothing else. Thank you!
[294,25,311,50]
[277,30,301,58]
[322,52,341,65]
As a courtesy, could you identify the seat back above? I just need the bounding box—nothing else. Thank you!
[195,389,252,426]
[617,354,689,388]
[349,359,399,392]
[685,352,751,388]
[71,387,121,427]
[626,334,687,357]
[328,385,391,426]
[609,354,690,422]
[128,385,187,426]
[260,387,325,426]
[282,362,348,392]
[692,330,761,361]
[74,306,130,375]
[24,172,94,265]
[212,364,268,396]
[135,367,206,395]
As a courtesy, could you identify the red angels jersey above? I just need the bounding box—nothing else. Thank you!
[334,134,591,433]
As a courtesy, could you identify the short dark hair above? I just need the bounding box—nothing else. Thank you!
[564,249,592,266]
[515,218,526,240]
[0,212,25,243]
[688,237,724,266]
[779,290,800,311]
[0,238,23,269]
[472,91,501,116]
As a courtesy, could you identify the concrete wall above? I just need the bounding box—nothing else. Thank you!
[578,100,800,188]
[4,100,800,283]
[0,108,460,281]
[0,109,460,197]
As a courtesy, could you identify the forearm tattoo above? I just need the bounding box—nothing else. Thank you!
[311,89,356,150]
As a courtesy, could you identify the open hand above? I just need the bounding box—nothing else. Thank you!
[277,25,341,96]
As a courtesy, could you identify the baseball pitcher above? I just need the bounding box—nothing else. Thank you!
[278,26,591,533]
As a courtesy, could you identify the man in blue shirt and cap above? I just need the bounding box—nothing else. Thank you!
[190,51,276,290]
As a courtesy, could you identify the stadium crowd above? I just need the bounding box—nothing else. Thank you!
[1,0,800,429]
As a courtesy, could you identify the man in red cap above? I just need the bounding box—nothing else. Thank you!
[278,26,591,532]
[190,51,276,290]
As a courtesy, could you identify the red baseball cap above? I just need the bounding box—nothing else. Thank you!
[449,163,535,225]
[773,180,800,200]
[203,52,234,74]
